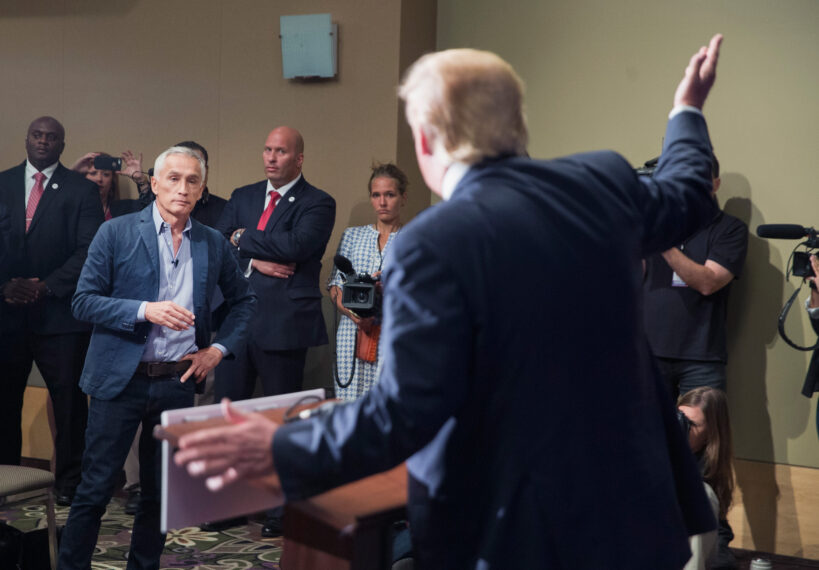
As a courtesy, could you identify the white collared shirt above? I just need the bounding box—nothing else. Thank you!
[25,160,59,205]
[441,162,470,201]
[264,173,302,209]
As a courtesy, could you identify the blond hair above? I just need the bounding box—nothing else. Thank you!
[398,49,528,165]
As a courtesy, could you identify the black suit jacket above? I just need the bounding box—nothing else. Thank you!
[0,161,103,335]
[216,176,335,350]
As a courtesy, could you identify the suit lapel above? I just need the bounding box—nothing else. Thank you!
[263,176,304,231]
[28,163,65,235]
[189,221,208,314]
[7,163,26,238]
[138,206,161,297]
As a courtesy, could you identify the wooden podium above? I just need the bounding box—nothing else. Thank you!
[280,464,407,570]
[157,398,408,569]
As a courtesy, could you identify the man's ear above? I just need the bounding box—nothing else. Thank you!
[712,177,721,195]
[417,127,434,157]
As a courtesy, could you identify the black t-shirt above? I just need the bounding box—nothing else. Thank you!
[643,211,748,362]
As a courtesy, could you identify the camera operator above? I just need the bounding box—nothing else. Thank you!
[801,254,819,438]
[328,163,407,401]
[644,154,748,399]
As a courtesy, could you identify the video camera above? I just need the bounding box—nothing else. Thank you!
[333,254,381,319]
[756,224,819,351]
[756,224,819,279]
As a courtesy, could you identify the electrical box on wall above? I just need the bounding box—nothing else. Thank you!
[280,13,337,79]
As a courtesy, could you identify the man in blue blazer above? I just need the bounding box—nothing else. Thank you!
[58,146,256,569]
[0,116,102,505]
[176,36,725,569]
[214,127,335,399]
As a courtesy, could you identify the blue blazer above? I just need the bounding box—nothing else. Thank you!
[216,176,335,350]
[273,112,718,569]
[0,161,102,334]
[72,205,256,400]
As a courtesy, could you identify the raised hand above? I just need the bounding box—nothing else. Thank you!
[70,152,100,174]
[673,34,723,110]
[121,149,145,180]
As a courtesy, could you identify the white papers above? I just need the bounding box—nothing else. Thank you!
[160,388,325,532]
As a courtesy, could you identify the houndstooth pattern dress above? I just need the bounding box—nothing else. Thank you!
[329,225,400,401]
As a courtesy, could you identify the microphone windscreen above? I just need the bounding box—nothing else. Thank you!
[334,254,355,275]
[756,224,807,239]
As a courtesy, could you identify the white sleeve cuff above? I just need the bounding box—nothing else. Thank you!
[669,105,704,119]
[804,297,819,319]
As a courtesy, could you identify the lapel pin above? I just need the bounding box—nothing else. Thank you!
[52,183,58,189]
[288,196,295,202]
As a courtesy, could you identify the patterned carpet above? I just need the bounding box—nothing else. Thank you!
[0,494,282,569]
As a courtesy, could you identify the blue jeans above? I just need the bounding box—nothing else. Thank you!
[655,357,726,401]
[58,373,195,570]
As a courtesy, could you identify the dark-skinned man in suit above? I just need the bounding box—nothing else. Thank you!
[0,116,102,506]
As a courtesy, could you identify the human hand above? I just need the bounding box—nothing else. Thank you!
[180,346,223,383]
[3,278,44,304]
[673,34,723,110]
[121,150,145,182]
[145,301,195,331]
[70,152,99,174]
[174,398,281,492]
[808,255,819,306]
[358,316,376,334]
[253,260,296,279]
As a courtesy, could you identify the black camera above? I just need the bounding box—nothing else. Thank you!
[793,251,816,278]
[756,224,819,279]
[334,254,381,318]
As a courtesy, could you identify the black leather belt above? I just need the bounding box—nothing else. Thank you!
[135,360,192,377]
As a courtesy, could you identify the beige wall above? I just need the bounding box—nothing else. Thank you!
[1,0,435,392]
[438,0,819,469]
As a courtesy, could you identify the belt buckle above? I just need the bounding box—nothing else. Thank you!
[147,362,161,377]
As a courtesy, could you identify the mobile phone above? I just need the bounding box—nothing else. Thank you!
[93,155,122,171]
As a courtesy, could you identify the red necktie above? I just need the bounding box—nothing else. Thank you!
[256,190,281,230]
[25,172,46,232]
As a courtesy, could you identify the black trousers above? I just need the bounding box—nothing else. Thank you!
[214,341,307,402]
[0,331,89,492]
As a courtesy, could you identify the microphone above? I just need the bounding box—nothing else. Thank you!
[334,254,355,276]
[756,224,814,240]
[172,259,179,268]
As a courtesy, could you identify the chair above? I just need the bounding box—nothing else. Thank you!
[0,465,58,569]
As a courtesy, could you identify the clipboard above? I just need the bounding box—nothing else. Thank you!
[158,388,325,533]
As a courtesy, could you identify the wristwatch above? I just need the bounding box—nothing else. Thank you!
[231,229,244,245]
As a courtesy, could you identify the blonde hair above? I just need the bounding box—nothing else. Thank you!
[398,48,528,165]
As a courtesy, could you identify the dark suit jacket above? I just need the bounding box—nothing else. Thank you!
[216,176,335,350]
[273,112,718,569]
[0,161,102,335]
[72,205,256,400]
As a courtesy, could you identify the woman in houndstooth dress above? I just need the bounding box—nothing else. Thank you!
[328,163,408,400]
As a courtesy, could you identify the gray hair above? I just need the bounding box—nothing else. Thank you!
[153,146,207,181]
